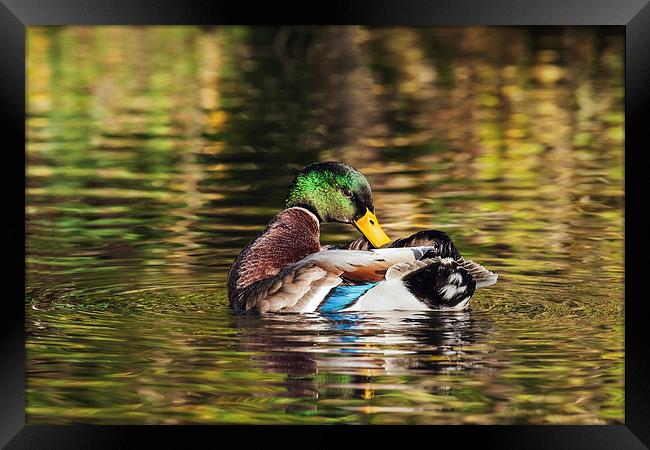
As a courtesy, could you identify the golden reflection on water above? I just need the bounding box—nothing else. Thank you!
[26,26,623,424]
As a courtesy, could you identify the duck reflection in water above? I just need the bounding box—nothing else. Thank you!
[230,310,496,414]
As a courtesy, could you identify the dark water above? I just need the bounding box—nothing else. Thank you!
[26,26,624,424]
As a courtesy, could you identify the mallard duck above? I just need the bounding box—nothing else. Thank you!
[227,162,497,313]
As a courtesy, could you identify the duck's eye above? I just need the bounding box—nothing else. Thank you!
[342,188,353,198]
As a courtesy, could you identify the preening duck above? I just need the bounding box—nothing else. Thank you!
[227,162,497,313]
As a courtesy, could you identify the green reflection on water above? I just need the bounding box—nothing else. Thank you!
[26,26,624,424]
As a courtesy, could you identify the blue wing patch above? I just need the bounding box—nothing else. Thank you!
[317,283,379,313]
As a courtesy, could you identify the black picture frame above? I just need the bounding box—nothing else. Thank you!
[3,0,648,448]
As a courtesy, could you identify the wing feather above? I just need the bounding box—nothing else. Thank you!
[238,250,388,313]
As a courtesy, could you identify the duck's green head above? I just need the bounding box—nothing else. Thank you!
[286,161,391,248]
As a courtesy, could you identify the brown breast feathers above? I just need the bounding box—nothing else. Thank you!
[227,207,321,306]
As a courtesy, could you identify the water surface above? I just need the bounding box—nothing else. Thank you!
[26,26,624,424]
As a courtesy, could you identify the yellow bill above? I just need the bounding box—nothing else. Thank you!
[354,208,391,248]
